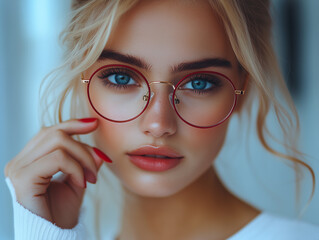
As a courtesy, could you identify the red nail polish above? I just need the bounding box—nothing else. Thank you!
[78,118,97,123]
[93,147,113,163]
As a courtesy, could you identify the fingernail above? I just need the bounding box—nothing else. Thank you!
[93,147,113,163]
[84,168,97,184]
[78,118,97,123]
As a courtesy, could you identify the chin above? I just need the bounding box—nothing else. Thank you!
[117,171,192,198]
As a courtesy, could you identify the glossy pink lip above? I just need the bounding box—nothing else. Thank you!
[127,145,184,172]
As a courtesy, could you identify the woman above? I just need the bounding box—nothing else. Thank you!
[4,0,319,239]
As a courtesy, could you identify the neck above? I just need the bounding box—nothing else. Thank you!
[116,166,260,240]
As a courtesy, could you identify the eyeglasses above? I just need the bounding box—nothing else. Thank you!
[82,64,245,128]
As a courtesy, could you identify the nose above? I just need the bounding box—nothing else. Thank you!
[139,82,177,138]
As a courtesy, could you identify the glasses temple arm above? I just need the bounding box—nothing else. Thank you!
[81,73,89,84]
[235,75,249,95]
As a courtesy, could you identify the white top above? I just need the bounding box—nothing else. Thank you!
[5,177,319,240]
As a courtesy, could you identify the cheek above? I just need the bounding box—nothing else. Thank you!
[90,111,141,170]
[92,120,135,156]
[180,122,229,163]
[91,120,130,176]
[88,106,123,155]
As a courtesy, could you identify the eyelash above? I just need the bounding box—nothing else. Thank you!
[97,68,137,89]
[95,67,223,94]
[185,74,222,93]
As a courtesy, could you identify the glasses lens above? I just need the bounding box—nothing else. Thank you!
[88,66,149,122]
[174,72,236,127]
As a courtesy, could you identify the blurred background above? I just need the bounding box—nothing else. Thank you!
[0,0,318,238]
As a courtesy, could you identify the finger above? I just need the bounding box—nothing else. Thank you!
[53,173,86,200]
[52,118,99,136]
[30,149,85,188]
[30,118,99,153]
[13,149,86,201]
[86,146,105,170]
[11,118,99,169]
[22,131,98,183]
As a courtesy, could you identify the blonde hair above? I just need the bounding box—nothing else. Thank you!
[208,0,315,212]
[40,0,315,238]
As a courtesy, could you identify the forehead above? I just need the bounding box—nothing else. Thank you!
[106,0,236,70]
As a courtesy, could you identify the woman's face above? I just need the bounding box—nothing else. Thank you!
[84,0,243,197]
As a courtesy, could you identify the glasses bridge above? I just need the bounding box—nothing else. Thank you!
[142,81,180,104]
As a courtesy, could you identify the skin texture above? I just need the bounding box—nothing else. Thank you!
[4,0,260,238]
[5,119,105,228]
[83,0,260,239]
[84,0,240,198]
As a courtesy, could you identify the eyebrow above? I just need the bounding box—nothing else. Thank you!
[98,49,151,70]
[98,49,232,72]
[171,58,232,72]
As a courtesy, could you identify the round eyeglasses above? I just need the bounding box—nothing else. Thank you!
[82,64,245,128]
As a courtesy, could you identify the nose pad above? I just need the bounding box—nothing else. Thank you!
[169,93,180,105]
[144,92,179,109]
[142,82,180,112]
[168,93,180,108]
[140,88,178,138]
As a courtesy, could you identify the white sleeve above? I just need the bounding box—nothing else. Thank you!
[5,177,86,240]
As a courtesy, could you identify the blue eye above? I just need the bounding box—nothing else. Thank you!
[96,67,141,90]
[178,73,224,95]
[188,79,212,90]
[108,73,135,85]
[183,79,213,90]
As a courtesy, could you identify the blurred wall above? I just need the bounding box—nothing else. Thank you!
[272,0,319,221]
[0,1,71,238]
[0,0,318,238]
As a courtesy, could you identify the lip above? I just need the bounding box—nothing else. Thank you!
[127,145,184,172]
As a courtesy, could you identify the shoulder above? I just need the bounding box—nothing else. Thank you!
[229,212,319,240]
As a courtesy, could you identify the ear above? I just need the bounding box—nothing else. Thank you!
[234,71,249,113]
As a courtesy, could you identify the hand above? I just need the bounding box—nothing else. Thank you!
[4,118,110,228]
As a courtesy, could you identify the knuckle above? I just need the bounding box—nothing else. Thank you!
[5,157,20,178]
[55,129,68,142]
[9,168,26,184]
[52,149,68,164]
[39,126,50,135]
[10,170,33,197]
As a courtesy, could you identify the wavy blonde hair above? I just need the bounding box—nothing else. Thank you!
[40,0,315,238]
